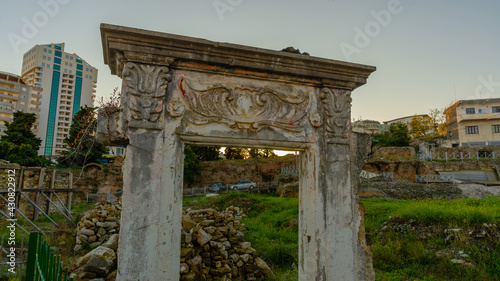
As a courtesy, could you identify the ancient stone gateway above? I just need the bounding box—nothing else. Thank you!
[99,24,376,280]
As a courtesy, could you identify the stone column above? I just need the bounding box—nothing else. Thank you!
[299,87,373,280]
[116,62,183,281]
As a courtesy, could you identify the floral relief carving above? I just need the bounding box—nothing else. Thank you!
[320,87,352,138]
[122,62,171,129]
[176,78,311,132]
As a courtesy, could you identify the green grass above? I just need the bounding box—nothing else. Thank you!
[185,193,500,280]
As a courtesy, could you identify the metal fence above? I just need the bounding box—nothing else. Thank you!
[281,166,299,175]
[360,171,394,181]
[415,174,455,184]
[183,181,279,197]
[85,191,121,203]
[417,151,500,161]
[25,232,73,281]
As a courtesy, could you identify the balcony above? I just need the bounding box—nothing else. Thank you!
[0,84,18,92]
[31,100,41,105]
[457,113,500,123]
[31,93,42,98]
[0,108,13,114]
[0,116,12,122]
[30,107,41,112]
[0,93,19,100]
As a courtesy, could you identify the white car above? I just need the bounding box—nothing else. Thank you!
[230,180,257,190]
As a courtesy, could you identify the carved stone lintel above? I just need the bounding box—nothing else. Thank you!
[320,87,352,139]
[174,78,311,132]
[122,62,172,130]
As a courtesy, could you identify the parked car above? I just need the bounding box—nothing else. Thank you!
[208,182,227,193]
[229,180,257,190]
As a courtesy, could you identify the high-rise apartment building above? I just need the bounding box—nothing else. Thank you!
[21,43,97,157]
[0,71,42,135]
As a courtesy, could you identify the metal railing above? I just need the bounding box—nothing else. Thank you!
[25,232,73,281]
[417,151,500,161]
[415,174,455,184]
[360,171,394,181]
[281,166,299,175]
[183,181,279,197]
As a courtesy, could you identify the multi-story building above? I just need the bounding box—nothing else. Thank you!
[352,120,390,134]
[384,114,430,131]
[21,43,97,157]
[444,98,500,147]
[0,71,42,136]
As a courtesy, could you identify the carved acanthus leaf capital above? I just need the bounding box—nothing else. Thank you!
[122,62,172,129]
[320,87,351,139]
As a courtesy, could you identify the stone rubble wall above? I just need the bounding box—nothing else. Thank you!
[192,155,296,188]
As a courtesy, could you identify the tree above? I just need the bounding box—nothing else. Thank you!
[429,108,447,136]
[409,115,431,138]
[409,109,447,139]
[57,106,108,167]
[248,148,277,158]
[0,111,50,166]
[191,146,221,161]
[224,147,249,160]
[184,145,201,186]
[372,123,411,147]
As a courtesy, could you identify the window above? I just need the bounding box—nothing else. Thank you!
[43,55,46,59]
[493,106,500,113]
[48,50,52,54]
[48,57,51,61]
[65,62,68,66]
[42,62,45,67]
[466,108,475,114]
[493,125,500,133]
[90,69,93,73]
[70,63,73,67]
[70,56,73,60]
[43,48,47,52]
[465,126,479,134]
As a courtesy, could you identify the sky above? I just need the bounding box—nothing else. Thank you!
[1,0,499,123]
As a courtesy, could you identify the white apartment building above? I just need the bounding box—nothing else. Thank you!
[21,43,97,157]
[0,71,42,135]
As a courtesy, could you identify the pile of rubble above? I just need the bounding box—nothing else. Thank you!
[69,203,274,280]
[180,206,274,281]
[70,234,119,280]
[73,199,121,252]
